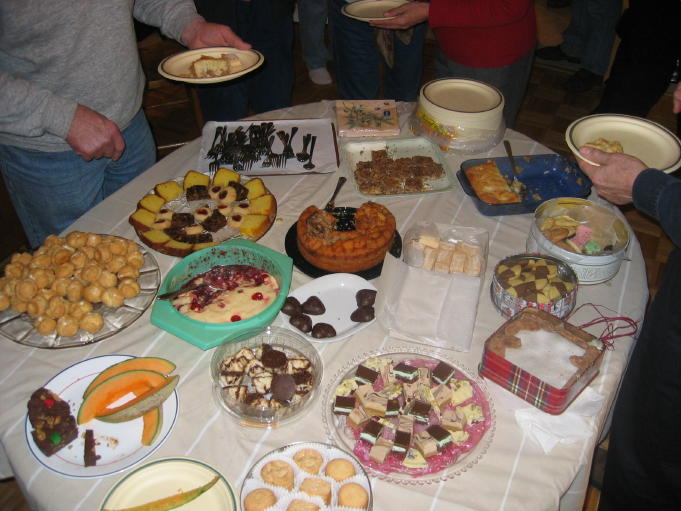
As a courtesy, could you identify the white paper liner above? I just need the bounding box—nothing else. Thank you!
[376,222,488,352]
[241,442,372,510]
[504,329,586,388]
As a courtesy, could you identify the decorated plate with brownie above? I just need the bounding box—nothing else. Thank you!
[25,354,178,478]
[280,273,377,343]
[210,326,322,427]
[241,442,372,510]
[129,168,277,257]
[322,347,495,484]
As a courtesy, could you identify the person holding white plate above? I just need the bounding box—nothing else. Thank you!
[576,82,681,511]
[0,0,249,249]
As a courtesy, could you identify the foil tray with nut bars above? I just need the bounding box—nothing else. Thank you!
[479,308,604,414]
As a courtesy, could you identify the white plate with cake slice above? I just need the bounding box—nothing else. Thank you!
[280,273,377,343]
[25,355,178,478]
[158,47,264,84]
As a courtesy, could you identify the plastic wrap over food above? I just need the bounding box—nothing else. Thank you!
[409,106,505,154]
[376,222,488,351]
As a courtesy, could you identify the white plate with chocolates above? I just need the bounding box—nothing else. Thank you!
[322,347,495,484]
[280,273,377,343]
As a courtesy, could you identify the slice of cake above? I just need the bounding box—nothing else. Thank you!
[190,54,232,78]
[27,388,78,457]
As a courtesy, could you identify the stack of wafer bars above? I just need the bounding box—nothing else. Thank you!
[407,235,482,276]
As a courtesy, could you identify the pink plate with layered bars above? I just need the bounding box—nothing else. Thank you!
[321,346,495,484]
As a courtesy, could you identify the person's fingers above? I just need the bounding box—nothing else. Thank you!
[110,129,126,161]
[578,146,609,164]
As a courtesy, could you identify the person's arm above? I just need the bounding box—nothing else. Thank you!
[370,2,429,30]
[578,146,681,248]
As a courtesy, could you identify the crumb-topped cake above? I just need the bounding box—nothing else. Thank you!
[296,202,396,273]
[331,356,492,478]
[353,149,445,195]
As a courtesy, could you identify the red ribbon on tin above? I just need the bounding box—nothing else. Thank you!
[570,303,639,349]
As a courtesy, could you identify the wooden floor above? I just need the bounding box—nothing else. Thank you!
[2,6,678,510]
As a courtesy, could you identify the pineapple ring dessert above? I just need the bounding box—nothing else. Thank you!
[129,168,277,257]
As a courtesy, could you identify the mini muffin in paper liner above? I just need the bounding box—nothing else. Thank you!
[241,442,372,510]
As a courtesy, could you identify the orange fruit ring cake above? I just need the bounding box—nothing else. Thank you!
[296,201,396,273]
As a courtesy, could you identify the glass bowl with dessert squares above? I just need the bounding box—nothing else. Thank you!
[210,326,323,427]
[321,346,495,484]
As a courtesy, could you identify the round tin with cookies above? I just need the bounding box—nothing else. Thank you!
[491,254,578,319]
[526,197,629,284]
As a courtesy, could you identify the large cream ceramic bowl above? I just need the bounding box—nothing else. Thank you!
[158,47,264,84]
[419,78,504,130]
[566,114,681,173]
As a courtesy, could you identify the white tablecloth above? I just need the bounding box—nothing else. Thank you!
[0,101,647,510]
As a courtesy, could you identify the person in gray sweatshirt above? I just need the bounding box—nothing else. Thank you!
[0,0,249,248]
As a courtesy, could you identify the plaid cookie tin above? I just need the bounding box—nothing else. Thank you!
[479,308,604,414]
[490,254,578,319]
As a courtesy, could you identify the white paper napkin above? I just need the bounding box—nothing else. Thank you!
[514,386,604,454]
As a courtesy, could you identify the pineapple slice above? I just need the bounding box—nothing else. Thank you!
[138,194,165,213]
[140,229,170,250]
[154,181,183,202]
[183,170,210,190]
[212,167,240,187]
[248,194,276,216]
[244,178,266,200]
[129,208,156,232]
[239,214,270,238]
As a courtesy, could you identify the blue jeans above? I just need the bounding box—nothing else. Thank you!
[298,0,330,71]
[561,0,622,76]
[0,109,155,248]
[195,0,295,121]
[435,49,534,129]
[328,0,426,101]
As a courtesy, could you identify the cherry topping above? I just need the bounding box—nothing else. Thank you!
[230,315,242,322]
[43,397,55,408]
[231,215,242,222]
[252,292,264,300]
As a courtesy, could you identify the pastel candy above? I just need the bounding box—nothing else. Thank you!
[572,224,593,248]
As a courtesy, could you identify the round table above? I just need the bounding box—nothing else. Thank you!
[0,100,647,511]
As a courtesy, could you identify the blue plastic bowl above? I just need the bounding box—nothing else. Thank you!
[151,239,293,350]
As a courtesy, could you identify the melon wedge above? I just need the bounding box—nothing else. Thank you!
[96,375,179,424]
[83,357,176,398]
[77,369,167,425]
[141,406,163,446]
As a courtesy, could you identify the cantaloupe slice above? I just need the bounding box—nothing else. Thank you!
[212,167,240,187]
[83,357,176,398]
[244,178,266,200]
[77,369,168,425]
[96,375,179,423]
[183,170,210,190]
[141,406,163,446]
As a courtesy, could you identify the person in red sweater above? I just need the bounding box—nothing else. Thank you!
[372,0,536,128]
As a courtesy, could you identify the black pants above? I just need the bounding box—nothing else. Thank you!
[593,0,681,135]
[598,247,681,510]
[194,0,295,121]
